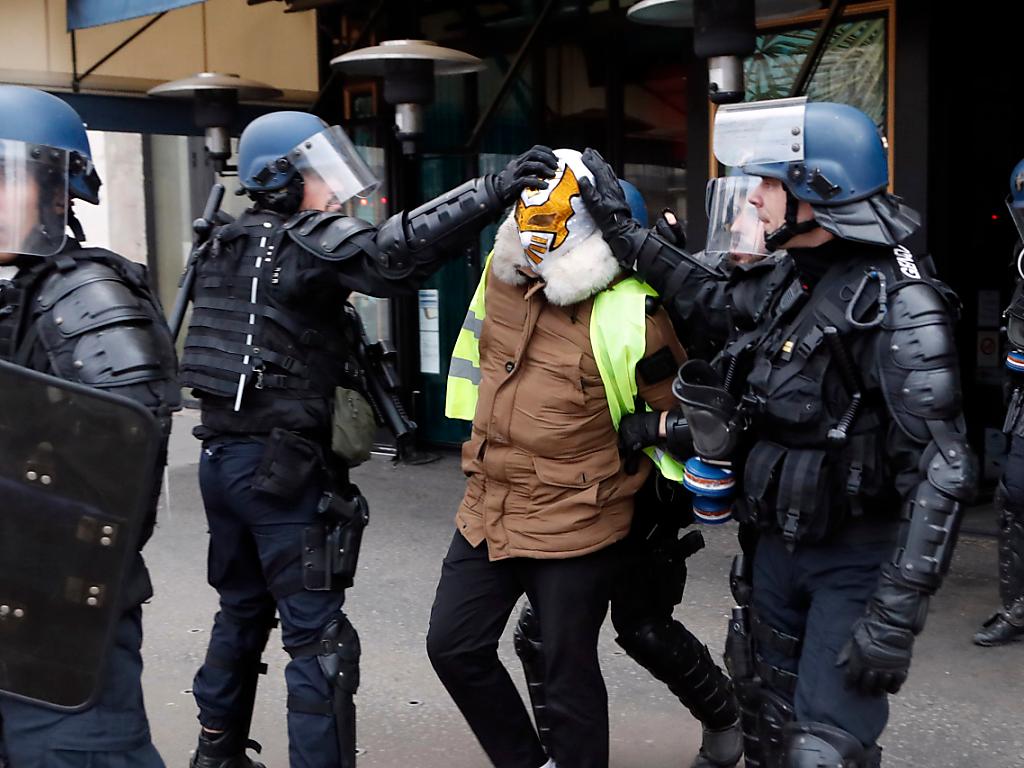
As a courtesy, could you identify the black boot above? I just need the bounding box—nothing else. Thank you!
[690,718,743,767]
[190,729,266,768]
[974,600,1024,646]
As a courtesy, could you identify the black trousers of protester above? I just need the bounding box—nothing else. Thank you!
[427,531,618,768]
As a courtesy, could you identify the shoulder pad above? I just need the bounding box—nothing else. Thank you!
[884,279,955,335]
[283,211,377,261]
[878,282,962,437]
[39,262,150,339]
[73,324,167,388]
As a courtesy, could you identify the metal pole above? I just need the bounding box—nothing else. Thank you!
[789,0,845,97]
[464,0,559,150]
[74,13,168,89]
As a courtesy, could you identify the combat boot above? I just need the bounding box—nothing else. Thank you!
[691,718,743,767]
[190,729,266,768]
[974,599,1024,646]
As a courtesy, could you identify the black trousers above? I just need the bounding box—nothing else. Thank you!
[427,531,617,768]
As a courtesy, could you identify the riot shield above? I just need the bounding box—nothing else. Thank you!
[0,359,161,710]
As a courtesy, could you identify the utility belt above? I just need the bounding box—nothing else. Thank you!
[244,427,370,593]
[733,438,895,546]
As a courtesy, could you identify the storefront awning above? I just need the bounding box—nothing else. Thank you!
[67,0,204,30]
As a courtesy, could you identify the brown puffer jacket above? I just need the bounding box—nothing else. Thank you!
[455,216,685,561]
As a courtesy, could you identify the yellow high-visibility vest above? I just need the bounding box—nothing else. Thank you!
[445,252,684,482]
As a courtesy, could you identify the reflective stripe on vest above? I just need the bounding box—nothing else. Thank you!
[445,254,684,482]
[444,251,491,421]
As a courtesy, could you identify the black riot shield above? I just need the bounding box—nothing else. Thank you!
[0,359,161,710]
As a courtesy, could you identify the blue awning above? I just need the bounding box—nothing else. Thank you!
[67,0,205,31]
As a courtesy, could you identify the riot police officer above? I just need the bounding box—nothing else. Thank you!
[511,181,742,768]
[579,99,976,767]
[975,157,1024,646]
[181,111,556,768]
[0,86,179,768]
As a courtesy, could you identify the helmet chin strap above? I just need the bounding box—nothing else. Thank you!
[252,176,305,215]
[68,203,86,242]
[764,187,819,251]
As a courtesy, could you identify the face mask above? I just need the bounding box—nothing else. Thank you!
[513,148,597,271]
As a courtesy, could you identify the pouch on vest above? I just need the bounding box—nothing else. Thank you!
[673,359,742,460]
[252,427,321,500]
[331,386,376,467]
[736,440,786,526]
[774,448,838,545]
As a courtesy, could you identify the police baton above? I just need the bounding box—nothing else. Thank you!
[169,183,225,341]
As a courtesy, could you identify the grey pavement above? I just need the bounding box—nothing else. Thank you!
[143,410,1024,768]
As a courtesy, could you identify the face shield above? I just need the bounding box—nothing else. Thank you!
[713,96,807,169]
[0,139,68,257]
[289,125,380,213]
[514,148,597,271]
[705,176,770,262]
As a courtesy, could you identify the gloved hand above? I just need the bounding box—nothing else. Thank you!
[578,148,643,268]
[493,145,559,205]
[655,209,687,249]
[618,410,663,474]
[837,564,929,696]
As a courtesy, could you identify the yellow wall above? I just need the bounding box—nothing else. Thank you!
[0,0,317,99]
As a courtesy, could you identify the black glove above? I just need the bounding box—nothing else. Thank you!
[655,209,687,249]
[578,148,645,268]
[618,410,663,474]
[493,145,559,205]
[836,564,929,696]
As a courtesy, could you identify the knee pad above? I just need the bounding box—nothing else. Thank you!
[513,603,543,661]
[757,688,795,765]
[317,611,361,697]
[781,722,878,768]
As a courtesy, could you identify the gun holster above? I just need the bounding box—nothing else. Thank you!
[302,488,370,592]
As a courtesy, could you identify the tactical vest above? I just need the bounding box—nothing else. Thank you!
[180,209,352,434]
[446,252,685,482]
[726,245,936,543]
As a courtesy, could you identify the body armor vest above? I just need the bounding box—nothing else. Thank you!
[724,243,920,543]
[180,209,352,437]
[0,245,179,609]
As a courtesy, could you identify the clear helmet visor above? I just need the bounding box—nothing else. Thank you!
[0,139,68,257]
[290,125,380,212]
[1007,194,1024,245]
[705,176,770,260]
[713,96,807,168]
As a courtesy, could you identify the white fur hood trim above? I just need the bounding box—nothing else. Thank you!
[490,213,621,306]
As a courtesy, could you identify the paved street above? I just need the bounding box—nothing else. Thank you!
[142,411,1024,768]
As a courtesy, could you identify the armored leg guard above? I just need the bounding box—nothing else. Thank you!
[192,612,275,768]
[723,554,771,768]
[757,689,796,768]
[975,505,1024,646]
[513,603,552,752]
[781,722,881,768]
[286,610,361,768]
[614,619,739,732]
